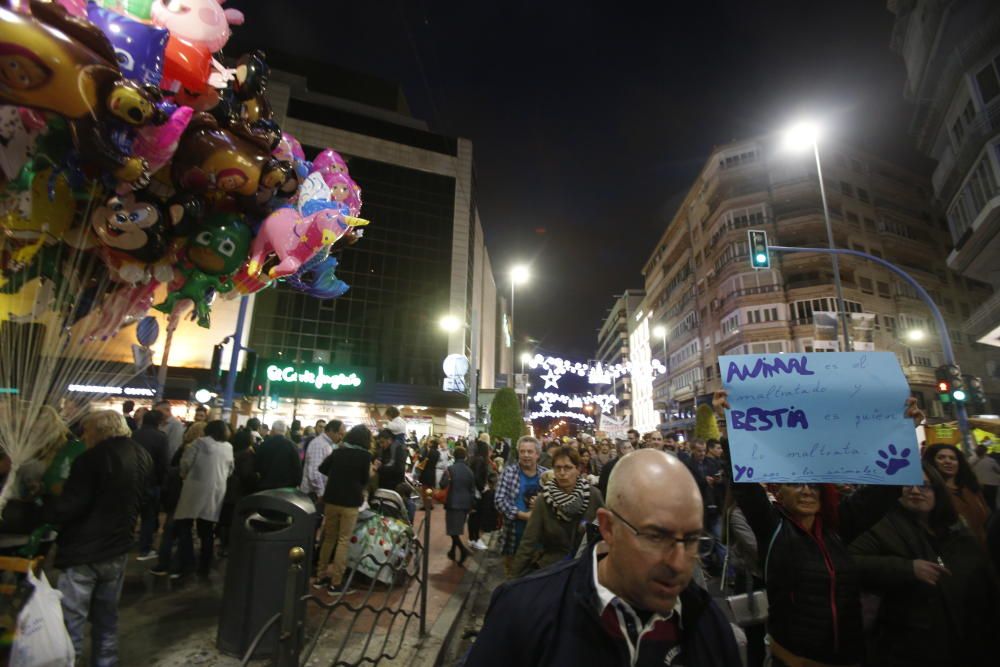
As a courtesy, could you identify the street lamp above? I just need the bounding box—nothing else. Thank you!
[782,119,852,351]
[653,324,671,426]
[438,314,462,333]
[519,351,532,373]
[906,329,926,343]
[509,264,530,348]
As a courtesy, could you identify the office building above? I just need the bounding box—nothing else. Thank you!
[636,135,997,431]
[887,1,1000,359]
[243,65,512,436]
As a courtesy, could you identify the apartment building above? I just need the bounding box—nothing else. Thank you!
[887,1,1000,356]
[638,136,998,427]
[595,290,645,423]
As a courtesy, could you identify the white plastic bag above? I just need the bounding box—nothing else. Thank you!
[9,569,76,667]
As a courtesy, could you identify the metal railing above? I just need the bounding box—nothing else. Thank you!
[241,494,432,667]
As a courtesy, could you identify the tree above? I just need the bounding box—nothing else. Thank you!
[489,388,523,443]
[694,403,721,441]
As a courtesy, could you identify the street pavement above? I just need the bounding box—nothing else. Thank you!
[60,505,483,666]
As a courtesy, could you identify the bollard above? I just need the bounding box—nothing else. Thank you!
[275,546,305,667]
[419,487,433,636]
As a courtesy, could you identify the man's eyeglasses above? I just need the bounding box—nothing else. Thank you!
[605,507,711,556]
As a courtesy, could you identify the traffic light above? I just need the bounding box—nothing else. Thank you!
[209,344,224,386]
[936,364,966,404]
[748,230,770,269]
[963,374,988,413]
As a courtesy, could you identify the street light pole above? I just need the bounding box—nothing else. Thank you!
[812,141,853,352]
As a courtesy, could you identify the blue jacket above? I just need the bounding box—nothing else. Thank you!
[466,543,740,666]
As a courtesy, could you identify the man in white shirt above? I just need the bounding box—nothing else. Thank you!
[299,420,345,503]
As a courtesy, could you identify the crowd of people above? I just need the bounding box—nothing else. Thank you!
[7,392,1000,667]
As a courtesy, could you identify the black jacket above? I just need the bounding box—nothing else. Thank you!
[319,446,371,508]
[734,482,897,664]
[466,543,740,666]
[848,503,999,667]
[255,435,302,490]
[132,425,169,487]
[418,448,439,488]
[46,436,151,569]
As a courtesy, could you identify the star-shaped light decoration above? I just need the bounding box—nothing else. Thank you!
[540,369,562,389]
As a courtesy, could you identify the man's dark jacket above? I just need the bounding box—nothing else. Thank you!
[465,543,740,666]
[46,436,151,569]
[132,425,169,486]
[255,434,302,490]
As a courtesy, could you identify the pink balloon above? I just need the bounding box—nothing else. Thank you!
[151,0,240,52]
[273,131,305,162]
[311,148,349,176]
[131,105,194,174]
[56,0,88,17]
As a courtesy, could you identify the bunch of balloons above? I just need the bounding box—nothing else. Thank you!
[0,0,368,332]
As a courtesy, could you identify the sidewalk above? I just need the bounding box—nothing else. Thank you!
[105,506,488,666]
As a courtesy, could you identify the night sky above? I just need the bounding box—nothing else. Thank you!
[230,0,926,360]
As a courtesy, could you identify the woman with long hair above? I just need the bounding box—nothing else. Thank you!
[848,463,998,666]
[922,444,989,545]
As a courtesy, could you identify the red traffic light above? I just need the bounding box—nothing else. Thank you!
[936,381,949,393]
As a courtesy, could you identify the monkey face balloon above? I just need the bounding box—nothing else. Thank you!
[90,192,169,263]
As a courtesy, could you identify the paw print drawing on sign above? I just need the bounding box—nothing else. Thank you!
[875,444,911,475]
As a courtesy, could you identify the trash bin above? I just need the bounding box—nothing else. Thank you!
[216,489,317,658]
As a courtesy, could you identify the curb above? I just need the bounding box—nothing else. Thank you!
[410,554,483,667]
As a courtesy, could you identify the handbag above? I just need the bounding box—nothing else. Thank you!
[432,467,451,504]
[722,507,768,627]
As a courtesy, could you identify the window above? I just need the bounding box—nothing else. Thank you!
[746,306,781,324]
[879,219,914,240]
[947,148,1000,242]
[845,210,860,226]
[900,314,929,331]
[790,298,863,323]
[840,181,855,197]
[877,281,891,298]
[857,187,871,204]
[871,248,883,258]
[864,217,878,232]
[851,242,865,252]
[705,365,714,381]
[708,206,766,247]
[882,316,897,333]
[719,148,759,169]
[975,56,1000,104]
[896,282,919,299]
[908,351,934,368]
[670,367,704,393]
[721,312,740,336]
[669,339,701,369]
[859,276,874,294]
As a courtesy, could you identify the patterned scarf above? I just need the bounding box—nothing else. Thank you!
[543,476,590,522]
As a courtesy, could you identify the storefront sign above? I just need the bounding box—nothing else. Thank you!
[265,364,363,392]
[68,384,156,397]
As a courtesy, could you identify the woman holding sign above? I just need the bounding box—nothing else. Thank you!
[713,391,922,667]
[848,463,997,666]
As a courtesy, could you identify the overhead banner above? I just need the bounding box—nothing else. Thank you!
[720,351,920,485]
[599,414,630,440]
[850,313,876,352]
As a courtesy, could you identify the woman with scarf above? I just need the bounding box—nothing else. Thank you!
[511,446,604,577]
[922,443,990,546]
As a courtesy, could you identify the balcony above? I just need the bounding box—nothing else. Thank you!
[720,283,784,306]
[933,97,1000,203]
[947,193,1000,288]
[965,289,1000,348]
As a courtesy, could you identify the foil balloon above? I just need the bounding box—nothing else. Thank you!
[135,313,159,346]
[151,0,244,53]
[95,1,155,20]
[86,3,169,86]
[154,211,250,327]
[160,35,212,93]
[311,149,349,177]
[320,172,363,217]
[285,253,349,300]
[131,104,193,174]
[273,131,305,162]
[171,112,287,197]
[57,0,88,16]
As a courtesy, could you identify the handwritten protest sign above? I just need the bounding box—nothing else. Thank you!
[720,352,920,485]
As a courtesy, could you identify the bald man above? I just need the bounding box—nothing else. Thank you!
[467,449,739,666]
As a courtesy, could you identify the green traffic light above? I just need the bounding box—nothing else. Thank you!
[755,253,767,264]
[952,389,967,402]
